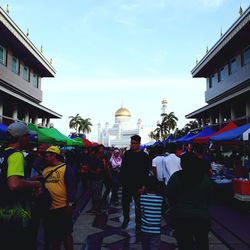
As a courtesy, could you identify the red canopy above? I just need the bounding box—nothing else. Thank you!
[193,122,238,144]
[82,138,99,147]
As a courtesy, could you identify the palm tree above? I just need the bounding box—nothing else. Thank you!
[154,121,168,140]
[69,113,82,133]
[183,120,199,133]
[78,118,92,135]
[149,131,158,140]
[162,112,178,133]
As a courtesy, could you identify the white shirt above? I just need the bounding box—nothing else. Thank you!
[162,153,181,185]
[152,156,165,181]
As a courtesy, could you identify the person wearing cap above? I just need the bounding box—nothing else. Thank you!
[42,145,76,250]
[0,121,43,250]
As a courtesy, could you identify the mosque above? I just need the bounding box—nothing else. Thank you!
[97,100,168,148]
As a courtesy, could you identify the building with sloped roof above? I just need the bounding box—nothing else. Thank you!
[186,6,250,129]
[0,6,61,126]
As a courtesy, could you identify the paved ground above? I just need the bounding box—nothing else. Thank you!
[72,190,230,250]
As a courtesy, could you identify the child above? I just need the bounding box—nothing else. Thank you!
[139,176,165,250]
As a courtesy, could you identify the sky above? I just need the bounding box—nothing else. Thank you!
[1,0,250,141]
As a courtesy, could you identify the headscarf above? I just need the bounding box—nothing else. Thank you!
[110,149,122,172]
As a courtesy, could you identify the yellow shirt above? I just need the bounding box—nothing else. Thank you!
[42,164,67,209]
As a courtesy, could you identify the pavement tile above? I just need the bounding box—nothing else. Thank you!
[102,234,126,244]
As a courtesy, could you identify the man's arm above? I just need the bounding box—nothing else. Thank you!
[8,176,42,194]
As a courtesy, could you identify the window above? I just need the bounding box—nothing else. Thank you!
[243,46,250,65]
[0,45,6,65]
[11,56,19,74]
[31,73,38,87]
[23,66,29,81]
[218,67,225,82]
[209,74,216,88]
[229,58,237,74]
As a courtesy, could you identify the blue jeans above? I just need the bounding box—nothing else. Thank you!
[141,232,160,250]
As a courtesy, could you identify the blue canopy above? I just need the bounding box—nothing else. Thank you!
[153,140,162,146]
[182,127,215,143]
[163,134,174,143]
[210,123,250,142]
[140,141,155,150]
[175,132,195,143]
[0,123,8,140]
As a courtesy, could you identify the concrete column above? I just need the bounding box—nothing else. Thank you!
[32,114,38,125]
[197,118,201,128]
[0,96,3,123]
[24,109,29,124]
[246,99,250,117]
[231,104,236,120]
[201,117,205,127]
[12,103,18,120]
[219,107,224,123]
[46,118,50,128]
[209,113,215,126]
[41,117,46,127]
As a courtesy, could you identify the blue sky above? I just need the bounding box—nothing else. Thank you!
[2,0,249,140]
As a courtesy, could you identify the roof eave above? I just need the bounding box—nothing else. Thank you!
[191,5,250,78]
[0,7,56,77]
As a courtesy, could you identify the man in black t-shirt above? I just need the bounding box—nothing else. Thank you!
[120,135,151,231]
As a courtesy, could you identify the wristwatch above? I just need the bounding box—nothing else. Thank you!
[67,202,74,207]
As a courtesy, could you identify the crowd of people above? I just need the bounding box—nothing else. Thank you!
[0,121,214,250]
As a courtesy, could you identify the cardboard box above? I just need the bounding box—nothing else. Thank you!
[232,179,250,195]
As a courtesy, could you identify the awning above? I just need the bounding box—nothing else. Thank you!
[175,132,196,143]
[243,128,250,141]
[0,123,7,140]
[28,124,83,146]
[182,127,215,143]
[193,122,238,144]
[210,123,250,142]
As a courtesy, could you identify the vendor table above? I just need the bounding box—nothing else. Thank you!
[234,193,250,202]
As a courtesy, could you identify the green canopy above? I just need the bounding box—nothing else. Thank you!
[28,124,83,146]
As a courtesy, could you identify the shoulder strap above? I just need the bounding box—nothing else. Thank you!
[44,163,66,182]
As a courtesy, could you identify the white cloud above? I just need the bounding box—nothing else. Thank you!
[198,0,225,8]
[41,76,206,140]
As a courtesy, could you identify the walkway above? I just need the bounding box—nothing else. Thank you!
[72,190,230,250]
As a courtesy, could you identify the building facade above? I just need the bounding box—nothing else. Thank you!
[97,105,154,148]
[0,6,61,126]
[186,6,250,129]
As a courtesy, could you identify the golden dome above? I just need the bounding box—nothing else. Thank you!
[115,107,131,117]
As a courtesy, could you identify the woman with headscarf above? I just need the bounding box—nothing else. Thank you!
[110,148,122,206]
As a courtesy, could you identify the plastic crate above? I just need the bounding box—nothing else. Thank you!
[232,179,250,195]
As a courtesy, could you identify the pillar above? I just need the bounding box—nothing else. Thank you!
[24,109,29,124]
[0,96,3,123]
[209,113,215,126]
[12,103,18,120]
[201,117,205,127]
[231,104,236,121]
[32,114,38,125]
[246,99,250,119]
[219,107,224,124]
[41,117,46,127]
[46,118,50,128]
